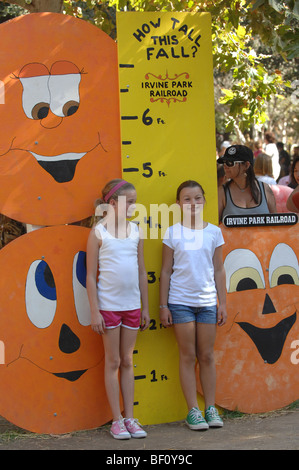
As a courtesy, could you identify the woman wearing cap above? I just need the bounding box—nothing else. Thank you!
[218,145,276,223]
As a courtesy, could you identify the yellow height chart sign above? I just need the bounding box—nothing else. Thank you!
[117,12,217,424]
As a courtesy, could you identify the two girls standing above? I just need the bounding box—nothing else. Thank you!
[86,178,226,439]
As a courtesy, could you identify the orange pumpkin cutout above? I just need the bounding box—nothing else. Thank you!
[0,225,112,434]
[0,13,121,226]
[196,224,299,413]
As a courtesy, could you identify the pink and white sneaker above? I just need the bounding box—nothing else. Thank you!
[110,418,131,440]
[124,418,147,438]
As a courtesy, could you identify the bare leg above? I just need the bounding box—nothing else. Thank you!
[196,323,217,408]
[173,322,198,410]
[102,327,122,421]
[119,326,139,418]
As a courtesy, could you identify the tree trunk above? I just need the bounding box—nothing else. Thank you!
[6,0,63,13]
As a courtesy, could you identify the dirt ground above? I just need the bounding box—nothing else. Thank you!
[0,404,298,451]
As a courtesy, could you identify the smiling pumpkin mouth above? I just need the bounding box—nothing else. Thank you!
[30,151,86,183]
[3,132,106,183]
[236,311,297,364]
[53,369,87,382]
[7,344,103,382]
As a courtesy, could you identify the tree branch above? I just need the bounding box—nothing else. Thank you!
[4,0,63,13]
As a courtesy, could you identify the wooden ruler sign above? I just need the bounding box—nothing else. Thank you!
[117,11,217,424]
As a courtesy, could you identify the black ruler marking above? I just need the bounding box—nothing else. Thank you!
[123,167,139,173]
[121,115,138,120]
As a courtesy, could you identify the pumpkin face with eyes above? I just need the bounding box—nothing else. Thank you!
[0,13,121,225]
[197,224,299,413]
[0,225,111,434]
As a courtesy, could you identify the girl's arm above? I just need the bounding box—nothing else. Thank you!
[138,228,150,331]
[86,227,105,335]
[213,245,227,327]
[159,244,174,327]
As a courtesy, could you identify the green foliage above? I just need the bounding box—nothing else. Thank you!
[0,1,27,22]
[247,0,299,59]
[61,1,298,137]
[1,0,298,138]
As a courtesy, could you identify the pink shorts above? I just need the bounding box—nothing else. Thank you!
[100,308,141,330]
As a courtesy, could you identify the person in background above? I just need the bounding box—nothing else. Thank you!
[253,139,263,158]
[254,152,277,185]
[264,132,280,181]
[217,145,276,222]
[292,145,299,160]
[276,142,290,179]
[286,156,299,211]
[217,164,227,187]
[218,140,231,157]
[288,156,299,189]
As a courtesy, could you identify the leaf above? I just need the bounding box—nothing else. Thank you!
[251,0,266,9]
[269,0,284,13]
[294,0,299,18]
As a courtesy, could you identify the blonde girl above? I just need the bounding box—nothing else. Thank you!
[86,179,149,439]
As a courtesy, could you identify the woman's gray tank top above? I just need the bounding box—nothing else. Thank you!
[222,180,270,220]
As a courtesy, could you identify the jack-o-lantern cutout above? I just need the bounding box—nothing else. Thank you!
[0,225,112,434]
[0,13,121,225]
[196,224,299,413]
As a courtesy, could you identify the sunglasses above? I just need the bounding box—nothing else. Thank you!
[222,160,244,167]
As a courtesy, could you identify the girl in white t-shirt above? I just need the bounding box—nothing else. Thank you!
[160,180,227,430]
[86,179,149,440]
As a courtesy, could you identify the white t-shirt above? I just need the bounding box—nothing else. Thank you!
[265,143,280,181]
[95,222,141,311]
[163,223,224,307]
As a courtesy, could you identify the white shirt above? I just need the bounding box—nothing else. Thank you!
[256,174,277,185]
[163,223,224,307]
[95,222,140,311]
[265,143,280,181]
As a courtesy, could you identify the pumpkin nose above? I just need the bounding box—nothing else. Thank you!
[59,323,80,354]
[40,109,63,129]
[262,293,276,315]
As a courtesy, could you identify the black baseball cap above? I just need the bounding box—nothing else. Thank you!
[217,145,254,166]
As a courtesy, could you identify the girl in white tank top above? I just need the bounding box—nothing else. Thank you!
[86,179,149,440]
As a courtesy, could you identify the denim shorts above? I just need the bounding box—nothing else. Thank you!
[168,303,217,325]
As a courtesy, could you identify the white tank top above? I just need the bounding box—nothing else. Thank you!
[95,222,141,311]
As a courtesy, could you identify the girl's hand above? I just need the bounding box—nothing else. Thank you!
[91,311,106,335]
[217,305,227,327]
[140,308,150,331]
[160,307,173,328]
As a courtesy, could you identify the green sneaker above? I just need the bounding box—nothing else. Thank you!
[185,407,209,430]
[205,406,223,427]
